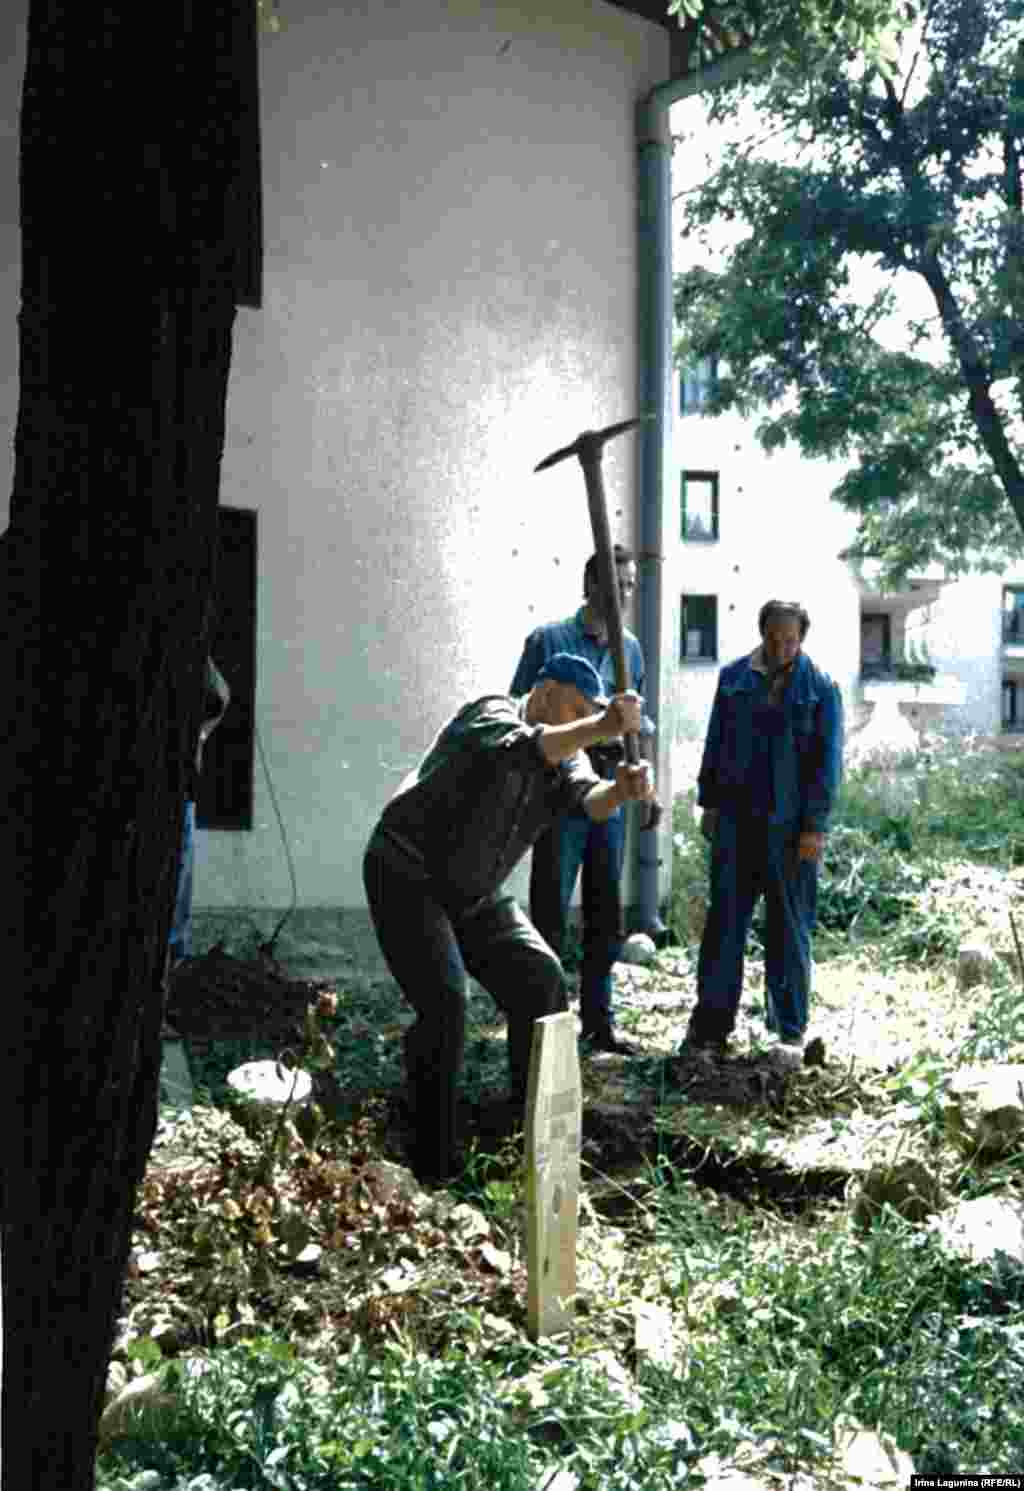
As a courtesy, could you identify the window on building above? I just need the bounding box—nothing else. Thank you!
[681,594,717,663]
[679,355,718,415]
[681,470,719,542]
[1003,679,1023,732]
[1003,586,1024,643]
[860,613,891,678]
[196,506,257,831]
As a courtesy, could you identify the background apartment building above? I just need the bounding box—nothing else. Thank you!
[667,360,997,763]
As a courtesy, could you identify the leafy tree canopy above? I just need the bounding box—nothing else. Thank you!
[668,0,915,79]
[673,0,1024,583]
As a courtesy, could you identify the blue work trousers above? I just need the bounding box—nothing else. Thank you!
[529,808,625,1034]
[168,799,196,967]
[691,812,817,1044]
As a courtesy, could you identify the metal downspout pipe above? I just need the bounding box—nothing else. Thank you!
[634,51,765,939]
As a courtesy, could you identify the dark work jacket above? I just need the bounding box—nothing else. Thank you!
[376,695,600,918]
[696,651,844,831]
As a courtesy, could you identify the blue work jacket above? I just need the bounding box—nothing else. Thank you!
[697,651,844,832]
[510,608,654,726]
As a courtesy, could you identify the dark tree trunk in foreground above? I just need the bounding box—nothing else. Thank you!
[0,2,260,1484]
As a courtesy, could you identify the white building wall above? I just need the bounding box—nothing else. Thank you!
[906,569,1024,736]
[0,2,671,912]
[667,403,862,778]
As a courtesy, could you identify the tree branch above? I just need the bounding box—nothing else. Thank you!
[918,249,1024,533]
[899,0,938,109]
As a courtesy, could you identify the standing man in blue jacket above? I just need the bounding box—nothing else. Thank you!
[510,545,658,1054]
[680,600,843,1073]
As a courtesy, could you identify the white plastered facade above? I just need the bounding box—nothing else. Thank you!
[0,1,672,914]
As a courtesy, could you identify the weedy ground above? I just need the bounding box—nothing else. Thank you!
[97,732,1024,1490]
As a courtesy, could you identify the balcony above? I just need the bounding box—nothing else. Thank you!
[860,660,937,684]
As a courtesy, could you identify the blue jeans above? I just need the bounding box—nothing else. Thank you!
[529,809,626,1034]
[689,811,817,1044]
[168,800,196,967]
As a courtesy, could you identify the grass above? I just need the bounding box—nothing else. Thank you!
[98,731,1024,1490]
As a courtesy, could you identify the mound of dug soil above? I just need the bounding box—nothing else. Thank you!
[166,946,336,1047]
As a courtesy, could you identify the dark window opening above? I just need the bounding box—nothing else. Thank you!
[1003,587,1024,643]
[1003,679,1023,732]
[860,613,892,678]
[681,470,719,542]
[681,594,718,663]
[197,506,257,831]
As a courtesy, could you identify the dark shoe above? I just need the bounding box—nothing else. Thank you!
[472,1094,525,1144]
[804,1035,827,1068]
[407,1136,461,1187]
[581,1026,642,1056]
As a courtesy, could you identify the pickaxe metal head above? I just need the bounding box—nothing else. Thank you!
[533,413,654,474]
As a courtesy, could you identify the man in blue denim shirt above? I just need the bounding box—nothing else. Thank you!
[510,545,658,1054]
[680,600,843,1073]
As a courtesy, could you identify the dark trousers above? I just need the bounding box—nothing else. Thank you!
[689,812,817,1045]
[362,829,566,1180]
[529,809,625,1035]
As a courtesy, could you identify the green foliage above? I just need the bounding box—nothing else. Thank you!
[817,740,1024,955]
[646,1164,1024,1475]
[674,0,1024,580]
[666,0,911,80]
[816,821,930,942]
[101,731,1024,1490]
[671,731,1024,962]
[256,0,282,35]
[961,973,1024,1064]
[97,1206,1024,1488]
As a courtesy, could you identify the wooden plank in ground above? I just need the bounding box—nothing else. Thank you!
[525,1010,582,1340]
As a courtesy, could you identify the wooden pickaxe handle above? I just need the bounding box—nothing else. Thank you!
[576,433,640,767]
[535,417,659,829]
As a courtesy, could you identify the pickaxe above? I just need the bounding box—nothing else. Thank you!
[534,415,660,830]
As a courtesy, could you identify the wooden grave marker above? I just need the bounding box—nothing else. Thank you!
[525,1010,582,1340]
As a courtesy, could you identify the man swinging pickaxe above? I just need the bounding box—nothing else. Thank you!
[534,416,661,834]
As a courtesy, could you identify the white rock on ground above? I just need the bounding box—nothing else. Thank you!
[957,942,998,990]
[943,1064,1024,1159]
[534,1472,580,1491]
[361,1158,422,1206]
[693,1421,914,1490]
[99,1359,215,1445]
[619,933,657,966]
[630,1299,679,1371]
[929,1195,1024,1270]
[833,1421,916,1487]
[226,1059,312,1112]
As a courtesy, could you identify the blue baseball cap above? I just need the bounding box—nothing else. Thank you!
[534,653,607,706]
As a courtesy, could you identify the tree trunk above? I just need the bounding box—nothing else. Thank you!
[0,3,260,1485]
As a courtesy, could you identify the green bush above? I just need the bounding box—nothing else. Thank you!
[645,1161,1024,1477]
[816,823,929,941]
[670,733,1024,962]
